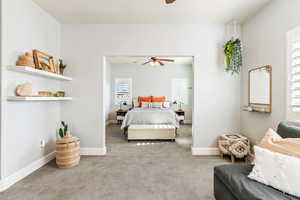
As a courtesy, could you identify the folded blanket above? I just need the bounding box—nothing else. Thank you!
[258,128,300,158]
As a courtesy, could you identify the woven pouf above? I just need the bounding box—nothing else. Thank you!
[218,134,250,163]
[56,136,80,169]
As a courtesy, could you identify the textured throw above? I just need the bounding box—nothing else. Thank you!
[259,128,300,158]
[121,108,179,129]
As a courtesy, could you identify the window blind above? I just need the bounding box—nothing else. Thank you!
[290,40,300,112]
[115,79,132,104]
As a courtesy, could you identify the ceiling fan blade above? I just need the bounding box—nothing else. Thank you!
[158,61,165,66]
[143,61,151,65]
[158,59,175,62]
[165,0,176,4]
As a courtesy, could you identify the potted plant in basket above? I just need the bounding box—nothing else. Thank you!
[56,121,80,169]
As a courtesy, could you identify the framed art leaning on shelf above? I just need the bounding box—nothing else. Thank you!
[33,49,56,73]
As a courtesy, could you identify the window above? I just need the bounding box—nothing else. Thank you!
[115,78,132,105]
[172,78,192,105]
[287,28,300,121]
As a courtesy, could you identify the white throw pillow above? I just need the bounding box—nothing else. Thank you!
[248,146,300,198]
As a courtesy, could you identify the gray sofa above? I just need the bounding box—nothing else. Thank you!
[214,122,300,200]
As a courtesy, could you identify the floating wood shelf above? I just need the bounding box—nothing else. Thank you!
[7,96,73,101]
[8,66,72,81]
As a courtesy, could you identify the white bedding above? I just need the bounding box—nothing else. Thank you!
[121,108,179,129]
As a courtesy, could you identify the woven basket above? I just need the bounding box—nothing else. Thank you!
[56,136,80,169]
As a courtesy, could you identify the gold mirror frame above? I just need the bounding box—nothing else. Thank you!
[248,65,272,113]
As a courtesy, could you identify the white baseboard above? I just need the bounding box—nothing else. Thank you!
[80,147,107,156]
[0,151,56,192]
[191,147,219,156]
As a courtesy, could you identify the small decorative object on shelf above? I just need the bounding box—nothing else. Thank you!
[15,82,33,97]
[53,59,60,74]
[55,91,65,97]
[38,91,54,97]
[173,99,184,110]
[119,101,128,110]
[56,121,80,169]
[33,49,56,73]
[218,133,250,163]
[59,59,67,75]
[16,52,35,68]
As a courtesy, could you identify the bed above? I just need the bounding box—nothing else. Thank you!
[121,107,180,141]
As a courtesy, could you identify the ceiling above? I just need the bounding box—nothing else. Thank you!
[107,57,193,66]
[33,0,271,24]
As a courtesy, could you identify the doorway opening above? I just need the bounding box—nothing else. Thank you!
[102,56,195,154]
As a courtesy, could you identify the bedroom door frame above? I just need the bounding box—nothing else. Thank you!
[102,54,198,154]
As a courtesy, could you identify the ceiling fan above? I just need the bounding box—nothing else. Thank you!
[165,0,176,4]
[143,57,175,66]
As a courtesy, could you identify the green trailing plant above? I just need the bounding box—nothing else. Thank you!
[58,121,68,138]
[224,38,242,74]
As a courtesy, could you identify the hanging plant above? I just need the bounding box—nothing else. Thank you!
[224,38,242,74]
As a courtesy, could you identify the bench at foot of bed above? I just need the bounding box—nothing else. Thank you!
[127,125,176,141]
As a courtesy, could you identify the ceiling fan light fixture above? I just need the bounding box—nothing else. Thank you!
[165,0,176,4]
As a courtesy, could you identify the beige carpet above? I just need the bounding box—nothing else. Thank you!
[0,124,228,200]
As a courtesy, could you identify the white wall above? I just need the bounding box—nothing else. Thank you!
[109,63,193,122]
[104,60,111,121]
[1,0,61,178]
[241,0,300,142]
[61,24,241,150]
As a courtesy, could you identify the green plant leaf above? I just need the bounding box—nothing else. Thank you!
[224,38,242,75]
[64,124,68,136]
[59,128,64,138]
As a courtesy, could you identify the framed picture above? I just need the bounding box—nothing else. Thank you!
[33,50,56,73]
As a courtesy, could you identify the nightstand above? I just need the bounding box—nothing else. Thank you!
[116,110,128,124]
[175,110,185,124]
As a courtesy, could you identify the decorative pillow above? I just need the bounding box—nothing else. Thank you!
[151,102,163,108]
[133,99,140,108]
[140,102,150,109]
[248,146,300,198]
[259,128,300,158]
[151,96,166,102]
[138,96,152,102]
[162,102,170,108]
[138,96,152,107]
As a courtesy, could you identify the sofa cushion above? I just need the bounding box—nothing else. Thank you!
[277,122,300,138]
[214,164,300,200]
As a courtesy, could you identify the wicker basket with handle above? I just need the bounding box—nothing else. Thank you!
[56,136,80,168]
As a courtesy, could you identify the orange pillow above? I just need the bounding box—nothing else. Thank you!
[138,96,152,102]
[138,96,152,107]
[151,96,166,102]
